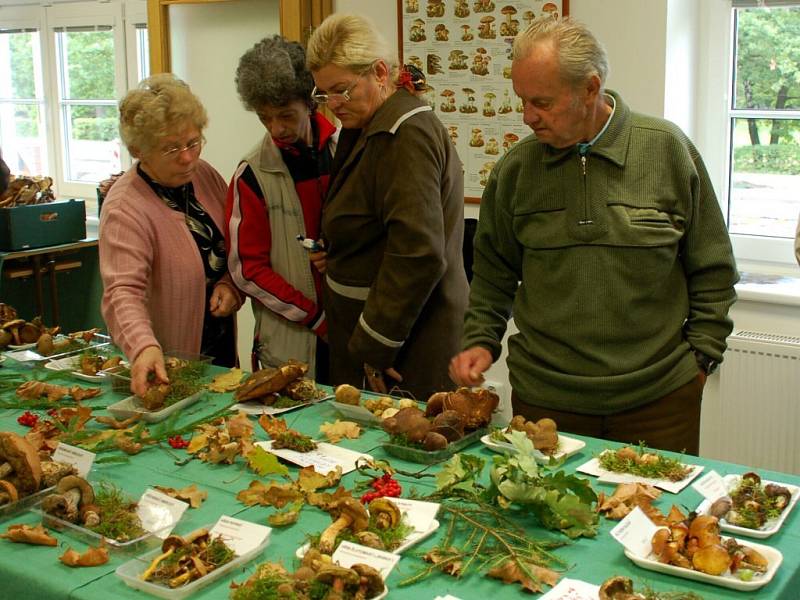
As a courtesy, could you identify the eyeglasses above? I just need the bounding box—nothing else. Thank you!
[160,136,205,159]
[311,64,374,105]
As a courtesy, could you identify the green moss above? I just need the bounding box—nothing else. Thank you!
[90,482,146,541]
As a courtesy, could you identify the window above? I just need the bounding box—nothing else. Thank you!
[0,1,147,219]
[726,1,800,263]
[0,27,48,177]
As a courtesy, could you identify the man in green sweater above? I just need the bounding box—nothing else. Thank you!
[449,18,738,454]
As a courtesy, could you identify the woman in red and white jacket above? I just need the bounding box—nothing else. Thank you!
[226,36,337,380]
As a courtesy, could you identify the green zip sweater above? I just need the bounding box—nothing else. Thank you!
[462,91,738,415]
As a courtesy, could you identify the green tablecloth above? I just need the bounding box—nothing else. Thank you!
[0,363,798,600]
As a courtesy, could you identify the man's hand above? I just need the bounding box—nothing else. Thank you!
[309,250,327,274]
[209,283,238,317]
[364,363,403,395]
[449,346,493,386]
[131,345,169,397]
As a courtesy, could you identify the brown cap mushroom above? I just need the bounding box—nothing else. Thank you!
[598,575,636,600]
[0,432,42,495]
[314,564,360,596]
[368,497,402,530]
[2,319,26,346]
[351,563,384,599]
[41,475,94,523]
[318,497,369,554]
[0,480,19,505]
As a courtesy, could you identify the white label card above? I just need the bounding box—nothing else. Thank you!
[692,470,728,502]
[609,506,660,558]
[210,515,271,556]
[256,440,369,475]
[332,541,401,579]
[52,442,95,477]
[538,578,600,600]
[137,488,189,539]
[390,498,440,533]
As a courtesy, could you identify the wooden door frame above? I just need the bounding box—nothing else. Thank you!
[146,0,332,73]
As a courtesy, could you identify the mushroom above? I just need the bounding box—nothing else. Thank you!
[0,480,19,505]
[18,320,41,344]
[369,497,402,530]
[2,319,26,346]
[0,432,42,496]
[319,497,369,554]
[351,563,384,600]
[315,564,360,600]
[423,431,449,451]
[354,531,385,549]
[598,576,636,600]
[41,475,95,524]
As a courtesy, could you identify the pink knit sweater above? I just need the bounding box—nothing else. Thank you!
[99,160,241,362]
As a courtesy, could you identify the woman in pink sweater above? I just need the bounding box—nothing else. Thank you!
[100,74,242,396]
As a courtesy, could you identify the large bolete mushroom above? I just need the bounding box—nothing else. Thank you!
[369,497,401,530]
[319,497,369,554]
[0,431,42,496]
[41,474,95,524]
[351,563,384,599]
[314,564,360,599]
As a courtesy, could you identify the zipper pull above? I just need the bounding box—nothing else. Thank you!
[581,154,587,176]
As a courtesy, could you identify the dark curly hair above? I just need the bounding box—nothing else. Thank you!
[235,35,315,111]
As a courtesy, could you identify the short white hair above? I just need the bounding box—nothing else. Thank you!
[512,17,609,89]
[306,14,398,76]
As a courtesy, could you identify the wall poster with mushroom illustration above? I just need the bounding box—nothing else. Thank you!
[399,0,567,201]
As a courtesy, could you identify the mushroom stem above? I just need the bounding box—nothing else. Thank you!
[140,547,175,581]
[319,515,352,554]
[0,462,11,479]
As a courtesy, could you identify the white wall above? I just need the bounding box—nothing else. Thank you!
[169,0,281,367]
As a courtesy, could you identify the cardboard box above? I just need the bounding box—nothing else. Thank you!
[0,199,86,251]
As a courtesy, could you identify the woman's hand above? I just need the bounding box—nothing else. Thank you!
[210,283,239,317]
[364,363,403,394]
[309,250,327,274]
[131,345,169,397]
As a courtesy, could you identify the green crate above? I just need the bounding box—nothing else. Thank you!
[0,199,86,250]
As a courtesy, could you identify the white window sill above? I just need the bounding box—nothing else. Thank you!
[736,271,800,307]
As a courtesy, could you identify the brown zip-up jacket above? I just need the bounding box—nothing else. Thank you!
[322,89,468,400]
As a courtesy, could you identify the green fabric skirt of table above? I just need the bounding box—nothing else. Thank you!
[0,363,798,600]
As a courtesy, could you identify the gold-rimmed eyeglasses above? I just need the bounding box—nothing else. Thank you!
[311,64,374,105]
[160,135,205,159]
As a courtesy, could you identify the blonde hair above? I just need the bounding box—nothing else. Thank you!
[118,73,208,155]
[512,17,609,89]
[306,14,398,76]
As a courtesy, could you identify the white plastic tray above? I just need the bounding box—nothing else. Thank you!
[576,452,704,494]
[0,485,54,521]
[44,355,126,382]
[296,517,440,558]
[230,393,329,416]
[480,433,586,463]
[107,390,205,423]
[115,526,270,600]
[625,537,782,591]
[695,475,799,539]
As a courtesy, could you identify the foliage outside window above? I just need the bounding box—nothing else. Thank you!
[0,29,48,177]
[729,6,800,239]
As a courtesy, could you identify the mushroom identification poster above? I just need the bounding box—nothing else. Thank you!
[400,0,566,200]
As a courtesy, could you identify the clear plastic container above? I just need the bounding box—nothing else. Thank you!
[382,428,487,464]
[115,525,270,600]
[102,351,211,394]
[35,509,175,554]
[107,390,206,423]
[0,485,55,521]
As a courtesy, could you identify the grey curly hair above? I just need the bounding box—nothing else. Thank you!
[235,35,315,111]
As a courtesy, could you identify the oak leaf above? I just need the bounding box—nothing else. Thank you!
[208,368,245,392]
[59,545,109,567]
[259,415,288,438]
[246,446,289,477]
[486,560,561,593]
[297,465,342,492]
[267,501,303,527]
[319,420,361,443]
[227,411,253,440]
[154,484,208,508]
[0,523,57,546]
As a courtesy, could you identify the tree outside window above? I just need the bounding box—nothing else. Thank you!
[729,6,800,239]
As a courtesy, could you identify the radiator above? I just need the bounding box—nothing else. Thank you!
[700,331,800,475]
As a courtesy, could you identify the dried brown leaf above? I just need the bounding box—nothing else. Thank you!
[95,415,141,429]
[154,484,207,508]
[319,420,361,443]
[227,411,253,440]
[59,545,109,567]
[297,466,342,492]
[0,523,57,546]
[487,560,561,593]
[259,415,288,439]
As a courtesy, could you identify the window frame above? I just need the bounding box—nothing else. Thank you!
[698,0,800,268]
[0,0,146,221]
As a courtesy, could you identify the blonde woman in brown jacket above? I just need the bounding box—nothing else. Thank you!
[307,14,468,400]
